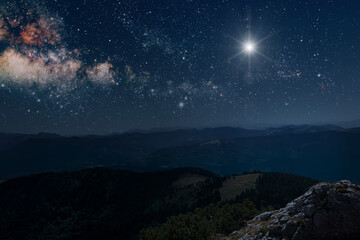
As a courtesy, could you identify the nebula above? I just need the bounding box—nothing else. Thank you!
[18,16,61,46]
[0,4,61,46]
[86,62,115,85]
[0,48,81,86]
[0,2,115,89]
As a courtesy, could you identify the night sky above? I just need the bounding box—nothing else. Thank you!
[1,0,360,135]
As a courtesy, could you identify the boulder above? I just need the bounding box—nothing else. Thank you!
[230,180,360,240]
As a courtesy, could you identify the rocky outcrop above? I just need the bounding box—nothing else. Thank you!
[228,180,360,240]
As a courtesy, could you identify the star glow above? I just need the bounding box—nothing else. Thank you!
[244,42,255,54]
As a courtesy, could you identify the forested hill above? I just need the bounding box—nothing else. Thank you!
[0,167,317,240]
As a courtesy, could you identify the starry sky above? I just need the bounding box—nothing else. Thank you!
[1,0,360,135]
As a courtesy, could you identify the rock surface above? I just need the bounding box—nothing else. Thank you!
[228,180,360,240]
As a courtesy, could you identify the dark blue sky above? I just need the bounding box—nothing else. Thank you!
[1,0,360,134]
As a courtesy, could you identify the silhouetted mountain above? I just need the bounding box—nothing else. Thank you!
[0,125,358,182]
[0,135,156,178]
[347,127,360,133]
[147,130,360,182]
[0,132,62,151]
[121,127,264,148]
[334,119,360,129]
[0,125,343,152]
[265,124,343,136]
[0,168,317,240]
[0,127,258,152]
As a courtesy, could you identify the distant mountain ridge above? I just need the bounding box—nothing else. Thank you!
[0,124,344,151]
[264,124,343,136]
[0,132,62,151]
[0,125,358,182]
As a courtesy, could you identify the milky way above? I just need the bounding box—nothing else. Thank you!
[0,0,360,134]
[0,1,114,89]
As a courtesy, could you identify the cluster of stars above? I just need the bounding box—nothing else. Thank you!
[0,0,359,134]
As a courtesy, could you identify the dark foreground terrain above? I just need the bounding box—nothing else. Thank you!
[140,180,360,240]
[0,167,317,240]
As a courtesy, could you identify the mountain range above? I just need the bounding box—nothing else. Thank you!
[0,125,359,183]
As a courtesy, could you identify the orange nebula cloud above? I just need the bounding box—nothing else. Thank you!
[19,17,61,46]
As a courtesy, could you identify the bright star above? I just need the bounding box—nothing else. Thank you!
[244,42,255,54]
[228,31,272,76]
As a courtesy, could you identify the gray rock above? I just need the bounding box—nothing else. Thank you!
[256,211,273,221]
[228,181,360,240]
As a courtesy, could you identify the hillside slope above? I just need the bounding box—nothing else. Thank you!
[0,168,317,240]
[0,167,220,240]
